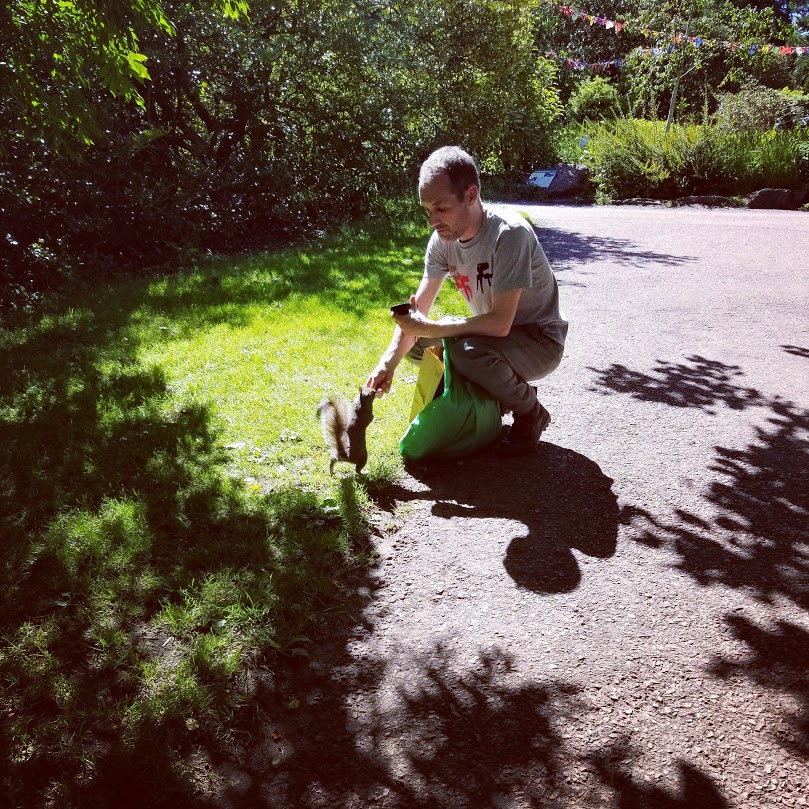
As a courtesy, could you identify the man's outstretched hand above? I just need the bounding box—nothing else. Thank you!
[366,364,394,397]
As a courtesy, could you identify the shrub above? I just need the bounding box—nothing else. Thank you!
[778,88,809,128]
[715,82,792,132]
[567,77,623,122]
[583,120,679,200]
[583,119,809,201]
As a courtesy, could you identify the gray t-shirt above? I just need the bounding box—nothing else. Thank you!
[424,204,568,346]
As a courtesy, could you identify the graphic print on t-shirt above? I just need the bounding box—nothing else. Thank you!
[450,266,473,302]
[476,262,492,293]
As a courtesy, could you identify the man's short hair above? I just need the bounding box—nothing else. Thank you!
[419,146,480,198]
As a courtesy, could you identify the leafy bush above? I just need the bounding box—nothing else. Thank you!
[715,82,792,132]
[778,88,809,127]
[583,120,679,200]
[552,123,592,165]
[1,0,563,315]
[567,77,623,122]
[583,119,809,200]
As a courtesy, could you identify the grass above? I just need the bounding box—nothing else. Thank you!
[0,202,470,807]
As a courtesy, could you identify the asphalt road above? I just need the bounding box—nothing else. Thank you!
[218,204,809,809]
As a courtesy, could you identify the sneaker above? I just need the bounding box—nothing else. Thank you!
[501,403,551,454]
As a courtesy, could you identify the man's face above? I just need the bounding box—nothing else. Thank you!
[418,172,480,242]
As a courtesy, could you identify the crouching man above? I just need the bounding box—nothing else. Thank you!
[367,145,568,454]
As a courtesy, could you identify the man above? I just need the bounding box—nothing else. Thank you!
[366,145,567,453]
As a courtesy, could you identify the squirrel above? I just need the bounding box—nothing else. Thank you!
[316,387,376,474]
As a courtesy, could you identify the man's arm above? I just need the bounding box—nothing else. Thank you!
[366,275,445,396]
[393,287,522,340]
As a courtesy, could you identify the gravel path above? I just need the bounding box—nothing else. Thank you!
[206,204,809,809]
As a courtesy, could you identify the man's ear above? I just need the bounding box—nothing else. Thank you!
[466,185,479,206]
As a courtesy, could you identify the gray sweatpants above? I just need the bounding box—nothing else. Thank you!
[407,324,564,417]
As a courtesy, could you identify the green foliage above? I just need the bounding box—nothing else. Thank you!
[583,118,809,199]
[534,0,807,126]
[1,0,563,312]
[0,0,250,152]
[779,86,809,122]
[0,208,432,805]
[715,81,793,130]
[567,76,624,122]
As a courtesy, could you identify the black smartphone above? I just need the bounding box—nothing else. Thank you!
[390,302,412,315]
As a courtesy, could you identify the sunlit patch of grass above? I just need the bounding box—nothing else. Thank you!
[0,205,440,806]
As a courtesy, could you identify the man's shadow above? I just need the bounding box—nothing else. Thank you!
[402,443,619,593]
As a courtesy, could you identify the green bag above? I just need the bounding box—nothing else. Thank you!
[399,338,502,460]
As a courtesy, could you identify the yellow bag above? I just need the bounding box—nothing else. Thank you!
[408,345,444,422]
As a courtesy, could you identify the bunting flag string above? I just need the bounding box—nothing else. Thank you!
[546,51,624,71]
[554,3,627,33]
[544,1,809,57]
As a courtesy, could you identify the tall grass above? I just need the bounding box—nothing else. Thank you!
[0,204,460,807]
[580,119,809,200]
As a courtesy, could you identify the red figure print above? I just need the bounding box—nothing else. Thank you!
[451,269,473,302]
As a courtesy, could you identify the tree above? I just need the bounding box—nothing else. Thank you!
[533,0,807,121]
[616,0,799,119]
[1,0,564,311]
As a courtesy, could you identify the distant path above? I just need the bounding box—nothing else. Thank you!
[211,205,809,809]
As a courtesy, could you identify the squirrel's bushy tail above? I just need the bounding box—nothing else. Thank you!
[317,397,349,473]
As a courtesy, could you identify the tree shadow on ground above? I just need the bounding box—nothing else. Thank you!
[394,443,619,594]
[216,642,730,809]
[587,741,731,809]
[271,646,574,808]
[710,616,809,759]
[625,399,809,610]
[591,354,808,767]
[531,225,697,277]
[781,344,809,359]
[588,355,766,413]
[0,281,372,807]
[588,355,807,608]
